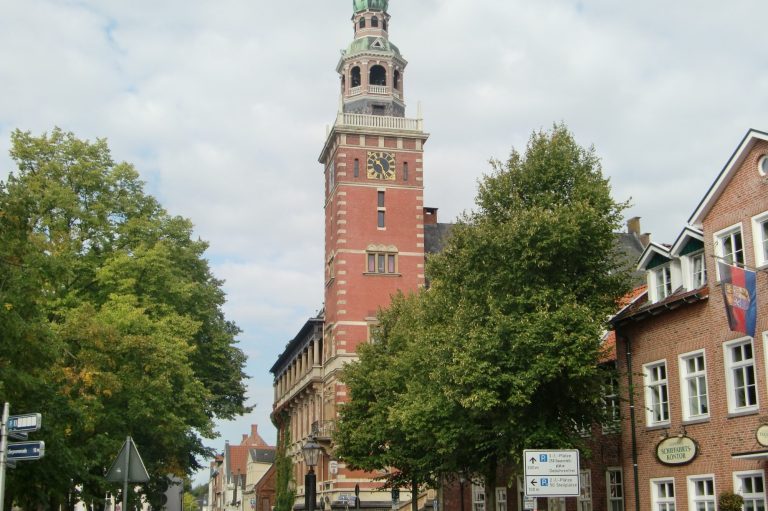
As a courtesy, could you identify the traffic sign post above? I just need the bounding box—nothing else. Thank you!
[523,449,580,497]
[0,403,45,511]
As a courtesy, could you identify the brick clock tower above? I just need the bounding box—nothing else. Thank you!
[317,0,429,502]
[271,1,431,509]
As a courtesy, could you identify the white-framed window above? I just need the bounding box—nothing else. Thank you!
[606,469,624,511]
[759,155,768,177]
[679,350,709,421]
[579,470,592,511]
[472,484,485,511]
[688,476,715,511]
[734,471,766,511]
[652,264,673,301]
[714,224,745,276]
[496,488,507,511]
[724,337,758,413]
[366,251,397,274]
[644,361,670,425]
[751,211,768,268]
[651,479,676,511]
[603,374,620,433]
[690,251,708,288]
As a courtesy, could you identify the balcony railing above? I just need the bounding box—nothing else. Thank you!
[368,84,388,94]
[311,420,336,440]
[337,113,422,131]
[346,85,393,97]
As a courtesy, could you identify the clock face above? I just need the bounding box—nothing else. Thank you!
[366,151,396,180]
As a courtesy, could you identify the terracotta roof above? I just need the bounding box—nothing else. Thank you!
[241,425,273,448]
[601,285,648,362]
[610,286,709,326]
[227,444,251,477]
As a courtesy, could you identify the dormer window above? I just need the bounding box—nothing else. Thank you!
[653,264,673,301]
[691,251,707,288]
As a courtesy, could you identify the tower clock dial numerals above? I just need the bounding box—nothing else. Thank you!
[366,151,396,180]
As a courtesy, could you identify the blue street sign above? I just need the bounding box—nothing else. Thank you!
[7,414,41,434]
[7,441,45,461]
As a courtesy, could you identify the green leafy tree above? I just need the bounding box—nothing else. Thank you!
[273,417,296,511]
[336,292,442,511]
[0,128,249,509]
[338,124,631,510]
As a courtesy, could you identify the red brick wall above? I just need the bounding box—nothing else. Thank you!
[615,139,768,511]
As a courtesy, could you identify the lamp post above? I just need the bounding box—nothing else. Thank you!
[458,475,466,511]
[303,437,322,511]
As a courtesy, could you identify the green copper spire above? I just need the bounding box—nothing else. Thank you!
[353,0,388,13]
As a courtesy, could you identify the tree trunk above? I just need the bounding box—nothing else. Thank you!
[411,479,418,511]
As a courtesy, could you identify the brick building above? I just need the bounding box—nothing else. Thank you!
[269,0,446,509]
[611,129,768,511]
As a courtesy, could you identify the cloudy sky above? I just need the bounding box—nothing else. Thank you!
[3,0,768,486]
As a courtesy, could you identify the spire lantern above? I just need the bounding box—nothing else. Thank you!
[353,0,388,13]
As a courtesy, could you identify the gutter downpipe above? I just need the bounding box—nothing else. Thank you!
[621,329,641,511]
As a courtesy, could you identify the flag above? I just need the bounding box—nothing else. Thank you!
[718,261,757,337]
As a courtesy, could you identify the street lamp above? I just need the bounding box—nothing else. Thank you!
[303,437,322,511]
[458,474,466,511]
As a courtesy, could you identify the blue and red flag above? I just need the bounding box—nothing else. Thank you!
[718,261,757,338]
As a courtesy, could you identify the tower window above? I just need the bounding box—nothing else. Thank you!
[383,20,388,31]
[394,70,400,90]
[378,210,385,228]
[354,159,360,177]
[359,18,366,29]
[367,251,397,274]
[403,162,408,181]
[371,16,379,28]
[351,67,361,88]
[369,65,387,86]
[377,191,385,207]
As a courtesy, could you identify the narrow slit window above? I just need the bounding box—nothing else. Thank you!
[403,162,409,181]
[377,254,385,273]
[378,210,385,228]
[354,159,360,177]
[378,191,385,207]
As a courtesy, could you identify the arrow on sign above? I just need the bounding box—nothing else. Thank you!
[529,457,537,464]
[531,480,537,487]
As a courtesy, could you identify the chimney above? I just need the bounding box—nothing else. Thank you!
[627,217,641,235]
[423,207,438,225]
[242,434,248,444]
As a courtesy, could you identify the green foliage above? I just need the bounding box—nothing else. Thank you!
[274,418,296,511]
[336,124,631,509]
[719,491,744,511]
[0,128,249,508]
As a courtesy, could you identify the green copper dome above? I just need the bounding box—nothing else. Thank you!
[353,0,388,13]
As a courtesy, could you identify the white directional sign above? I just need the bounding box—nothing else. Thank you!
[523,449,580,497]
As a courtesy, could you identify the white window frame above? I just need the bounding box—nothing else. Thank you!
[714,223,745,279]
[687,475,715,511]
[687,250,708,289]
[734,471,767,511]
[650,479,676,511]
[759,155,768,177]
[603,374,620,434]
[472,484,485,511]
[644,360,670,426]
[579,470,592,511]
[496,488,507,511]
[679,350,709,421]
[752,211,768,268]
[650,264,673,302]
[606,469,624,511]
[724,337,759,414]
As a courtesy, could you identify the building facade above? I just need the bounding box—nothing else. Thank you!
[270,0,437,508]
[612,130,768,511]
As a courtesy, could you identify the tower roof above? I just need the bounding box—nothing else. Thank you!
[353,0,388,13]
[344,36,402,59]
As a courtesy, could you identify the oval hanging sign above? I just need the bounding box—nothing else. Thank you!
[656,436,698,465]
[756,425,768,447]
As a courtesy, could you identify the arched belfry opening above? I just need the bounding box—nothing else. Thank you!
[393,69,400,90]
[371,16,379,28]
[351,67,361,88]
[359,17,366,29]
[369,65,386,86]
